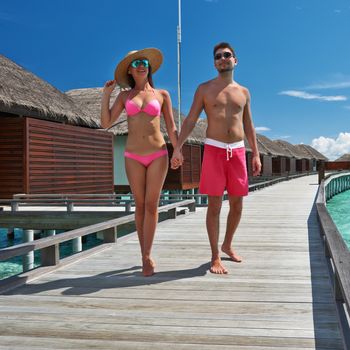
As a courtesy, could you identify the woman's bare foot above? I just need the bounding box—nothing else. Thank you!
[142,257,155,277]
[221,245,242,262]
[210,257,228,274]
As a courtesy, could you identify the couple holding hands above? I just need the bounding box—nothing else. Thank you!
[101,42,261,276]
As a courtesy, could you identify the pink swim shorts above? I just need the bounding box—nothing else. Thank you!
[199,139,248,197]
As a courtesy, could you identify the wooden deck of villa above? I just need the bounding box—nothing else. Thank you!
[0,175,344,349]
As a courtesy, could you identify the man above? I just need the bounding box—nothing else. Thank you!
[171,42,261,274]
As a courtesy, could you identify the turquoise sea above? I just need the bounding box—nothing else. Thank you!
[327,189,350,249]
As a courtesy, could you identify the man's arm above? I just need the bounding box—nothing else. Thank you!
[242,89,261,176]
[170,85,204,168]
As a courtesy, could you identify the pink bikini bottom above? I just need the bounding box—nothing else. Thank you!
[124,149,168,167]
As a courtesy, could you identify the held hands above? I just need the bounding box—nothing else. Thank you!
[103,80,117,95]
[171,148,184,169]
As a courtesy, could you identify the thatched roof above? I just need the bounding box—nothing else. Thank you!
[274,140,307,159]
[334,153,350,162]
[66,87,206,144]
[296,144,328,161]
[0,54,98,127]
[256,134,289,157]
[294,144,327,160]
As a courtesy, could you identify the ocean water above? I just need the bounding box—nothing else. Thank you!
[327,189,350,249]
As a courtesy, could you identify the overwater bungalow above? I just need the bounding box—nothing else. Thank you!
[66,87,204,192]
[273,139,309,174]
[256,134,290,176]
[335,154,350,162]
[0,55,114,199]
[295,144,327,172]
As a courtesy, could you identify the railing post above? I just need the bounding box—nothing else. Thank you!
[41,230,59,266]
[102,227,117,243]
[72,237,82,253]
[334,272,344,302]
[318,161,325,184]
[168,208,177,219]
[22,229,34,272]
[188,202,196,212]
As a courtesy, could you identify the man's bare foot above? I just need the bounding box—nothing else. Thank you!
[142,257,155,277]
[210,257,228,274]
[221,245,242,262]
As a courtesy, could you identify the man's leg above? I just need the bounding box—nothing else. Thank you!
[221,195,243,262]
[207,196,227,274]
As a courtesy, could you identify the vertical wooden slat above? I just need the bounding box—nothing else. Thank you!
[26,117,113,195]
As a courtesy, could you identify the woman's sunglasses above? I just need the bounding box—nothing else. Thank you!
[214,52,233,60]
[131,59,149,68]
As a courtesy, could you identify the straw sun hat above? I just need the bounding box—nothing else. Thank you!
[114,48,163,88]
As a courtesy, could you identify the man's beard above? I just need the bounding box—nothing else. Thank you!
[218,67,233,73]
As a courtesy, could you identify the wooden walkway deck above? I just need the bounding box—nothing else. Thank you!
[0,175,343,349]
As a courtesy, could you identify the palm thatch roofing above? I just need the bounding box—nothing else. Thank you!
[334,153,350,162]
[274,140,308,159]
[294,144,327,160]
[0,54,98,127]
[66,87,206,144]
[256,134,289,157]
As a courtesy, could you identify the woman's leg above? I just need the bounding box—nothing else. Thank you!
[125,158,147,257]
[142,154,168,276]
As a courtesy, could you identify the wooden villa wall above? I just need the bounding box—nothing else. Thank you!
[0,116,25,198]
[165,143,201,190]
[26,118,113,194]
[260,154,272,176]
[272,157,287,175]
[286,158,297,174]
[296,159,307,172]
[246,152,253,177]
[325,161,350,171]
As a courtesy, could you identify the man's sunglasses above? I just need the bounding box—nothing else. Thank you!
[131,59,149,68]
[214,52,233,60]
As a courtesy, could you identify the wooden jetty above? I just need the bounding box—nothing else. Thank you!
[0,175,344,349]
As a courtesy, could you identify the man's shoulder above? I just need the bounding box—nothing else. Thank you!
[233,82,250,97]
[198,78,216,89]
[196,79,218,95]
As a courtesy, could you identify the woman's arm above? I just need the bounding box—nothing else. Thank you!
[160,89,178,148]
[100,80,125,129]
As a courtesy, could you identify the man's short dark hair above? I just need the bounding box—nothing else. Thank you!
[213,42,236,58]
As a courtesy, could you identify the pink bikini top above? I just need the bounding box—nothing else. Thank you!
[125,89,161,117]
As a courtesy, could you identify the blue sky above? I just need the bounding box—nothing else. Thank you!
[1,0,350,159]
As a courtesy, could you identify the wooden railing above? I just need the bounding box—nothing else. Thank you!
[316,173,350,348]
[0,199,195,292]
[0,172,315,211]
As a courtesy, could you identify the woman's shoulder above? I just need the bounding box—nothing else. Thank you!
[155,88,171,100]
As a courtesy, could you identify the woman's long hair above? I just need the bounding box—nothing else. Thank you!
[127,65,154,88]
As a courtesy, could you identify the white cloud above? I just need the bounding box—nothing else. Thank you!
[344,106,350,110]
[278,135,291,139]
[305,81,350,90]
[279,90,347,101]
[311,132,350,160]
[255,126,270,132]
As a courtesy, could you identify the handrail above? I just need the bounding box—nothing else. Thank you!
[316,174,350,348]
[0,172,315,211]
[324,172,350,201]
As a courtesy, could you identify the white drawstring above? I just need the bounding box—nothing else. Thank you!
[226,144,233,161]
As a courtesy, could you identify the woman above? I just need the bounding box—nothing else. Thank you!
[101,48,178,276]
